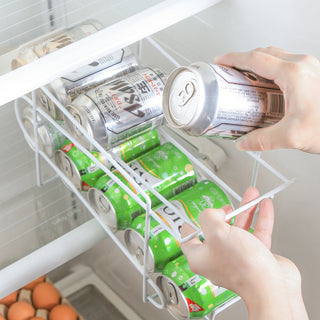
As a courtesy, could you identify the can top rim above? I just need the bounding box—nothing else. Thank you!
[163,66,200,129]
[156,274,189,320]
[163,62,217,136]
[88,187,118,231]
[124,228,155,272]
[54,150,83,190]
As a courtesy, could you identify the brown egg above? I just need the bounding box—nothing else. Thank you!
[32,282,60,310]
[23,276,46,290]
[49,304,77,320]
[8,301,35,320]
[0,290,18,307]
[29,318,46,320]
[0,316,5,320]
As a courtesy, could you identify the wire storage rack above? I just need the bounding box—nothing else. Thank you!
[12,33,294,319]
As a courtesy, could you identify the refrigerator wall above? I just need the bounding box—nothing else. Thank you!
[0,0,320,319]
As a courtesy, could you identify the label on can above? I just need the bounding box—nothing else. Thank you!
[62,48,138,101]
[154,180,230,237]
[212,64,284,129]
[59,140,107,190]
[92,142,196,230]
[85,67,166,146]
[63,50,125,82]
[161,255,237,319]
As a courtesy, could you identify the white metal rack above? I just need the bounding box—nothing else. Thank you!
[0,0,295,319]
[12,53,294,320]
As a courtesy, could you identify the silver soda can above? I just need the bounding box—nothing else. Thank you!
[22,106,66,158]
[38,47,139,120]
[163,62,285,139]
[64,67,167,150]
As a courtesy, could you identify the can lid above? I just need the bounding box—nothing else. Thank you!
[88,188,118,232]
[38,125,54,158]
[157,275,189,320]
[163,67,200,129]
[65,98,107,150]
[124,228,155,272]
[54,150,82,191]
[22,110,45,152]
[37,89,60,120]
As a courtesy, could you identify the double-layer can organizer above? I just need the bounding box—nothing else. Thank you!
[13,35,294,320]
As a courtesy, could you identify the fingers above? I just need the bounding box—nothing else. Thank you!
[198,208,229,242]
[180,222,202,256]
[232,187,260,231]
[253,198,274,249]
[214,47,289,81]
[235,116,298,151]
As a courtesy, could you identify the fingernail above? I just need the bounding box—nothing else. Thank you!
[235,136,249,151]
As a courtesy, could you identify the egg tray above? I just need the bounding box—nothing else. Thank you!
[0,276,85,320]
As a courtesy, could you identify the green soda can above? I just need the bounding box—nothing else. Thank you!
[112,129,160,163]
[124,180,231,272]
[55,139,110,191]
[157,255,237,320]
[88,142,197,231]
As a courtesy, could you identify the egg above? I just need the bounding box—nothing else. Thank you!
[49,304,77,320]
[29,317,46,320]
[0,316,5,320]
[8,301,35,320]
[0,290,18,307]
[32,282,60,310]
[23,276,46,290]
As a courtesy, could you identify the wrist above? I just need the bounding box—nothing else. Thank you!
[241,272,293,320]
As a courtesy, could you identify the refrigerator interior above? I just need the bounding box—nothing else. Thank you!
[1,0,320,319]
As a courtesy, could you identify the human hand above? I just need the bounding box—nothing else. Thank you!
[214,47,320,154]
[180,187,306,319]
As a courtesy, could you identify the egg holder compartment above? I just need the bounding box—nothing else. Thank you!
[0,276,85,320]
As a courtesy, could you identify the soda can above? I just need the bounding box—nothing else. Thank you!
[88,142,197,231]
[112,129,161,163]
[21,106,66,158]
[64,66,167,150]
[163,62,285,139]
[37,47,139,120]
[124,180,231,272]
[55,139,110,191]
[157,255,237,320]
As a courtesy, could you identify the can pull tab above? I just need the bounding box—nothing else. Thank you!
[177,81,195,107]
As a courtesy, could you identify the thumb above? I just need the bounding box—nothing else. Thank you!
[235,122,292,151]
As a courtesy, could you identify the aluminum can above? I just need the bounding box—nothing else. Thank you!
[157,255,237,320]
[38,47,139,120]
[124,180,231,272]
[112,129,160,163]
[64,66,167,150]
[163,62,285,139]
[88,142,197,231]
[21,106,66,158]
[55,139,110,191]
